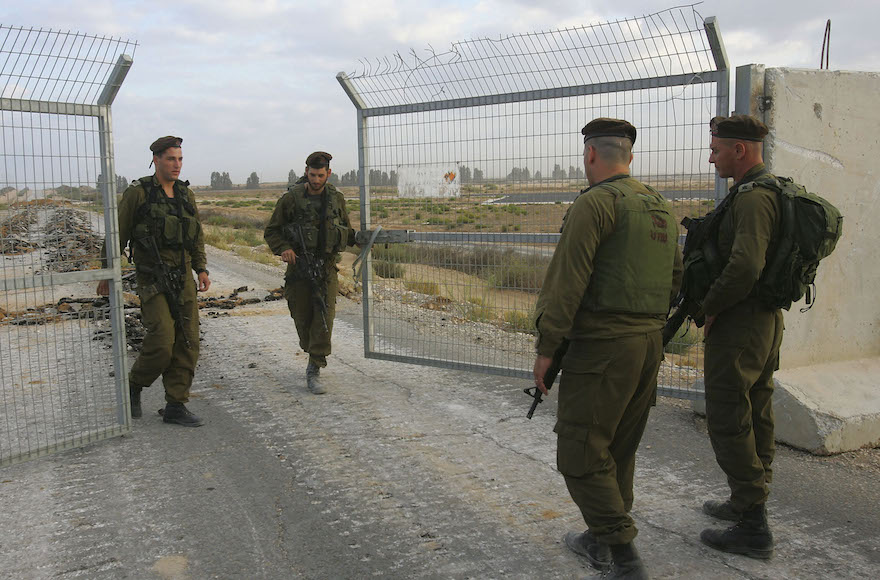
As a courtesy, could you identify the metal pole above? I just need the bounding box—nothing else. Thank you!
[336,73,374,355]
[98,54,134,426]
[704,16,731,204]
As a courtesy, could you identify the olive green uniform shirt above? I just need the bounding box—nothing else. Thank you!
[702,163,781,316]
[534,175,683,357]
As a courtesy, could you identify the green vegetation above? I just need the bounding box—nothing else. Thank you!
[503,310,535,334]
[372,259,405,279]
[664,324,702,355]
[404,280,440,295]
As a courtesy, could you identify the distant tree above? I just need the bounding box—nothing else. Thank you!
[246,172,260,189]
[568,166,578,179]
[116,175,129,192]
[551,164,566,180]
[389,170,398,186]
[472,168,484,182]
[288,169,298,185]
[211,171,233,189]
[328,172,340,185]
[533,170,542,181]
[459,165,472,183]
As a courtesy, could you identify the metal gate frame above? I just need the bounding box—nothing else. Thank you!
[337,12,729,398]
[1,27,134,466]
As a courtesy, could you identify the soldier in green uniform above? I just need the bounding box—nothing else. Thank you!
[533,119,682,579]
[263,151,356,394]
[98,136,210,427]
[698,115,782,559]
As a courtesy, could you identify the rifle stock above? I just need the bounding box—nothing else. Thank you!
[524,338,569,419]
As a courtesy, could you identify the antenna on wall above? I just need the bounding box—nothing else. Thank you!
[820,19,831,69]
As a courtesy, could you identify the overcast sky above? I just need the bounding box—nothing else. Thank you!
[4,1,878,186]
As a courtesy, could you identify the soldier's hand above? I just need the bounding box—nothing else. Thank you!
[703,314,717,338]
[96,279,110,296]
[281,249,297,264]
[198,271,211,292]
[533,355,552,395]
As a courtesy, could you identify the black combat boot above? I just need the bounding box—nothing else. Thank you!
[703,499,741,522]
[306,362,326,395]
[563,530,611,571]
[700,504,774,560]
[585,542,649,579]
[129,383,143,418]
[161,402,204,427]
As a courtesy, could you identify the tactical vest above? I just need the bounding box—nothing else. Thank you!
[286,183,349,256]
[580,180,679,315]
[130,176,201,256]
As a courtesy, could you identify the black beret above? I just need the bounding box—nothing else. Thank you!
[710,115,768,142]
[305,151,332,167]
[149,135,182,154]
[581,118,637,145]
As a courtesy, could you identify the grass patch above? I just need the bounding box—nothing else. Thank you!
[405,280,440,295]
[372,260,405,278]
[233,245,279,265]
[503,310,536,334]
[199,207,268,230]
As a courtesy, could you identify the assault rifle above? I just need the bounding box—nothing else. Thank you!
[524,338,569,419]
[138,235,192,349]
[283,223,329,333]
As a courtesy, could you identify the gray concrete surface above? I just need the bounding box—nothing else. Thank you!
[1,250,878,579]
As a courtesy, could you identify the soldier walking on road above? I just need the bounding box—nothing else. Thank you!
[264,152,356,394]
[98,136,210,427]
[532,119,682,579]
[697,115,783,559]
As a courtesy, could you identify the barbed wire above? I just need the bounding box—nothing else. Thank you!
[345,4,713,109]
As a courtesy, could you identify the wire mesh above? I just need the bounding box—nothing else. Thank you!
[340,5,727,399]
[1,25,135,467]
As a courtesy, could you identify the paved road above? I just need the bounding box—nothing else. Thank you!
[0,249,877,579]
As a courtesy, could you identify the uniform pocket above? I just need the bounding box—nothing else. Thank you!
[162,215,182,246]
[554,420,591,477]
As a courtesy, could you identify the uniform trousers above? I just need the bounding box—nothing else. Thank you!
[554,331,662,544]
[130,275,199,403]
[284,265,338,368]
[704,299,784,512]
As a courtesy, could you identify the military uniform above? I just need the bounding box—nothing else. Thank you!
[702,162,783,512]
[263,180,355,370]
[535,173,682,546]
[108,174,206,404]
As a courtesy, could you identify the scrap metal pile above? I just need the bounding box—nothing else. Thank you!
[43,207,104,272]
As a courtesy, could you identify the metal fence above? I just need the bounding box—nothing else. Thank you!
[338,5,729,399]
[1,25,135,466]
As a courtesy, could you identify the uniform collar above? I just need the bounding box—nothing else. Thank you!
[730,163,768,192]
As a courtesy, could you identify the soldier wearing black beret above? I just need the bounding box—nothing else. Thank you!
[264,151,356,394]
[695,114,781,559]
[533,117,681,578]
[98,135,210,426]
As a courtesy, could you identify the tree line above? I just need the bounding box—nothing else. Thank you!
[205,163,585,191]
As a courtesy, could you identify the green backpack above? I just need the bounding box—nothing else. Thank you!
[753,175,843,311]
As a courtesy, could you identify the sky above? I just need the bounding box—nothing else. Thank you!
[3,0,879,186]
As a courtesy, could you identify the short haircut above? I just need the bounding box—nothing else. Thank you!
[587,136,632,165]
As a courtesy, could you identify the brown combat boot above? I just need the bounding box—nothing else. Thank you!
[700,504,774,560]
[563,530,611,571]
[703,499,741,522]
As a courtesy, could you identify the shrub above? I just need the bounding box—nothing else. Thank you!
[405,280,440,295]
[372,259,405,278]
[503,310,536,334]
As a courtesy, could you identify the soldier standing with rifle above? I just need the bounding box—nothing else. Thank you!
[264,152,356,395]
[532,119,681,579]
[98,136,210,427]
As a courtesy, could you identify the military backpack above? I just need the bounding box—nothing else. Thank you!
[751,175,843,311]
